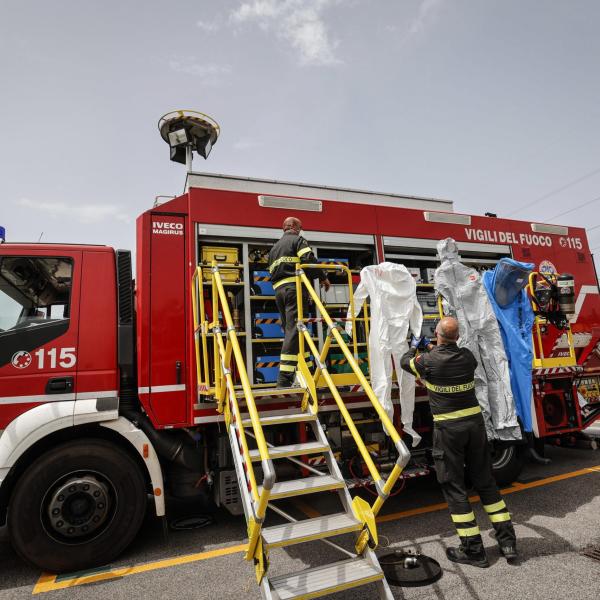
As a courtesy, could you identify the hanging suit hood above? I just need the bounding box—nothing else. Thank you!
[346,262,423,445]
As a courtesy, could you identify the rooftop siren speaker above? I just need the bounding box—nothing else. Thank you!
[158,110,220,168]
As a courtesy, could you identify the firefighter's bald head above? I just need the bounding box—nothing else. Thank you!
[283,217,302,234]
[436,317,460,344]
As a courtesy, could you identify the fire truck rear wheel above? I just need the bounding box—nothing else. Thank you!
[490,444,524,486]
[8,439,147,573]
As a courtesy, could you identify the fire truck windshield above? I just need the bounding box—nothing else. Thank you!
[0,257,72,334]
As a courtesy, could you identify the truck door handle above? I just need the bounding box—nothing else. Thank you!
[175,361,182,385]
[46,377,74,394]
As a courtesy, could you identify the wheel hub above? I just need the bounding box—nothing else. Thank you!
[47,476,110,538]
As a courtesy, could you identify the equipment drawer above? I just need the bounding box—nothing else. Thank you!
[254,313,284,338]
[201,245,239,265]
[253,270,274,296]
[255,355,280,383]
[417,291,439,314]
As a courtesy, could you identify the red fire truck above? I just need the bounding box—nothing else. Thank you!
[1,115,599,597]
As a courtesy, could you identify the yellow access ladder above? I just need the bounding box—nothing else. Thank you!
[191,262,410,599]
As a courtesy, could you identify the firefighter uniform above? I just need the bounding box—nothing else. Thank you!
[400,342,516,559]
[268,231,325,386]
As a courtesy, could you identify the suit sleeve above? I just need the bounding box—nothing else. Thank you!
[409,297,423,338]
[400,347,427,379]
[296,236,326,281]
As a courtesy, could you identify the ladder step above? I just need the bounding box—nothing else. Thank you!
[237,387,306,398]
[262,513,361,549]
[242,412,317,427]
[260,475,344,500]
[269,557,383,600]
[248,441,329,462]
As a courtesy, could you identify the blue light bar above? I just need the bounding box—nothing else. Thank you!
[0,226,5,243]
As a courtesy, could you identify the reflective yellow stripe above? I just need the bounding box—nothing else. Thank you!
[269,256,300,273]
[433,406,482,422]
[279,364,296,372]
[297,246,312,257]
[273,276,297,289]
[409,357,420,378]
[451,511,475,523]
[280,354,298,361]
[456,526,480,537]
[483,500,506,513]
[489,512,511,523]
[424,380,475,394]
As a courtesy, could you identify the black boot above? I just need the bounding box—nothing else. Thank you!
[446,535,489,568]
[495,522,518,562]
[499,544,518,562]
[276,375,294,388]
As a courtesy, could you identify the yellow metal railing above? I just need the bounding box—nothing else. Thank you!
[295,264,411,552]
[191,264,274,569]
[526,272,577,369]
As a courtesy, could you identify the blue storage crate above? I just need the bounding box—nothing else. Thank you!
[255,355,280,383]
[253,270,274,296]
[254,313,284,338]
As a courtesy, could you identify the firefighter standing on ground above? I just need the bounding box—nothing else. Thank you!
[400,316,518,567]
[268,217,330,388]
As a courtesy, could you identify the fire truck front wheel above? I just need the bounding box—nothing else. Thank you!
[8,438,147,573]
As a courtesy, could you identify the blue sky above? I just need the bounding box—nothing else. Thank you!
[1,0,600,255]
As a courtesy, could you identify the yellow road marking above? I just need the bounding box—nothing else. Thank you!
[32,464,600,594]
[377,464,600,524]
[32,544,247,594]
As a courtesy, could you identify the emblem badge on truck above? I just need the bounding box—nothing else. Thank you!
[11,351,32,369]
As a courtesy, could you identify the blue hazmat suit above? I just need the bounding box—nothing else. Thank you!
[482,258,535,432]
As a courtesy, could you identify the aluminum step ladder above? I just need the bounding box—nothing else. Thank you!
[192,263,411,599]
[230,388,394,600]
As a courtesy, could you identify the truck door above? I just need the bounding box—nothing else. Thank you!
[0,249,81,428]
[148,215,187,424]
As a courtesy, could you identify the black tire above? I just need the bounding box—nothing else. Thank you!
[490,444,524,486]
[8,438,147,573]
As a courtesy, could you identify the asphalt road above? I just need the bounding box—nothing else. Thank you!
[1,444,599,600]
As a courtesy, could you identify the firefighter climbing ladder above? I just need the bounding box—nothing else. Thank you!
[192,263,411,599]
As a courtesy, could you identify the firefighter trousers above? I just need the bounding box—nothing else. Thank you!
[274,285,312,385]
[432,414,516,548]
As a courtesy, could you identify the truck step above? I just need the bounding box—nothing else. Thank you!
[248,441,329,462]
[262,513,361,549]
[238,387,306,399]
[269,557,383,599]
[260,475,344,500]
[242,412,317,427]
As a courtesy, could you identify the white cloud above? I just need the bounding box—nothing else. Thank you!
[409,0,443,35]
[231,0,342,66]
[197,19,220,33]
[14,198,131,225]
[168,58,232,84]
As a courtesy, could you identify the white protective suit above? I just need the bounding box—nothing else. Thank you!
[434,238,521,441]
[346,263,423,446]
